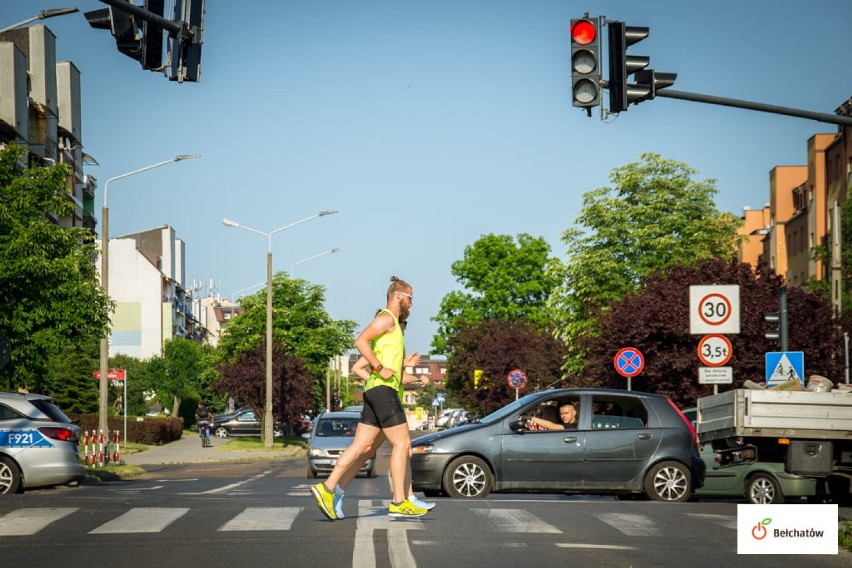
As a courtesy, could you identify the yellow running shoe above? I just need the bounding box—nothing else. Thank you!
[311,483,337,520]
[388,498,428,518]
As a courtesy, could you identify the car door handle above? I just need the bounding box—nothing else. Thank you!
[636,433,651,440]
[563,436,578,443]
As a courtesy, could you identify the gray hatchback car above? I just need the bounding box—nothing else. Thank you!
[0,391,85,494]
[305,411,376,478]
[410,388,704,501]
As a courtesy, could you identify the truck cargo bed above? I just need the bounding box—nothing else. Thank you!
[697,389,852,442]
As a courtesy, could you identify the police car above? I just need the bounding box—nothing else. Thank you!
[0,391,86,494]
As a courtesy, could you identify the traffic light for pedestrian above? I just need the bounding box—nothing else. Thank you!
[570,17,601,109]
[169,0,205,83]
[84,0,165,71]
[607,21,676,112]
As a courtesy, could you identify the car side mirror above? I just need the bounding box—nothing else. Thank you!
[509,418,526,432]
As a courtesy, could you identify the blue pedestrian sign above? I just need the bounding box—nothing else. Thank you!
[765,352,805,387]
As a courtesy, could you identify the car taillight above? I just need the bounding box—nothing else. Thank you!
[667,400,698,451]
[38,427,78,443]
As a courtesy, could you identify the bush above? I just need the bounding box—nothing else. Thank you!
[69,413,183,445]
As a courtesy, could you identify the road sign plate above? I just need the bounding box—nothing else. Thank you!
[697,334,732,367]
[699,367,733,384]
[690,285,740,335]
[614,347,644,378]
[765,352,804,386]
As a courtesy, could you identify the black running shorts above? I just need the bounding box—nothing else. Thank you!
[361,385,407,429]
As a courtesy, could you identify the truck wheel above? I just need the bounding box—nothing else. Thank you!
[0,456,22,495]
[643,461,691,502]
[442,456,493,498]
[745,473,784,504]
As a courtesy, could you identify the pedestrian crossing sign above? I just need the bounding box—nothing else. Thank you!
[765,352,805,387]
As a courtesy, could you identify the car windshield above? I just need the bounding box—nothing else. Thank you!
[30,399,73,424]
[315,417,359,437]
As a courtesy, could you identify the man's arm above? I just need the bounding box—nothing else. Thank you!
[354,312,395,379]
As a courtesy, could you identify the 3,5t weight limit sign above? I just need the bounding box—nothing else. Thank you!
[697,334,732,367]
[690,285,740,335]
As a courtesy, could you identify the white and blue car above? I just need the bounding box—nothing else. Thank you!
[0,391,85,494]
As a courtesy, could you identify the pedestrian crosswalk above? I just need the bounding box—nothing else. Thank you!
[0,502,737,539]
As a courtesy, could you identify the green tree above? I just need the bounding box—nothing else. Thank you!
[548,153,743,375]
[218,274,356,408]
[0,143,111,391]
[147,337,206,419]
[431,233,563,354]
[47,336,100,414]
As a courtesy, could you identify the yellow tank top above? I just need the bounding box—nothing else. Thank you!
[364,309,404,393]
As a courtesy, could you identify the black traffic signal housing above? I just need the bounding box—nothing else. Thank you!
[764,311,780,343]
[84,0,165,71]
[570,17,601,110]
[607,21,676,112]
[169,0,205,83]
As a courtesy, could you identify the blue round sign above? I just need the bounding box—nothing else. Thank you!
[614,347,644,378]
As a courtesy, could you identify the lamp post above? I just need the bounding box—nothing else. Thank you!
[222,210,339,447]
[290,248,343,277]
[0,7,79,34]
[99,154,200,436]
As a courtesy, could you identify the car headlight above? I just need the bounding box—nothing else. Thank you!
[309,448,328,457]
[411,444,434,454]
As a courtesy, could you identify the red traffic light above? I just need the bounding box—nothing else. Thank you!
[571,20,596,45]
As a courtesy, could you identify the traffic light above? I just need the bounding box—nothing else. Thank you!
[764,311,780,343]
[607,21,676,112]
[84,1,165,71]
[570,17,601,109]
[169,0,205,83]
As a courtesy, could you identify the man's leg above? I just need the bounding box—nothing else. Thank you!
[339,431,386,491]
[325,422,381,491]
[382,422,412,504]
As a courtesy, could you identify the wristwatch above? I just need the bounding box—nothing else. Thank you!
[374,364,384,374]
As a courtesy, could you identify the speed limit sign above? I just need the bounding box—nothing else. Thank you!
[689,285,740,335]
[697,334,732,367]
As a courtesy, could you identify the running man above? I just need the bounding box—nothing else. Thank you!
[311,276,427,519]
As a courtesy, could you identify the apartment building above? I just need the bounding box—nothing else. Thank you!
[0,25,96,231]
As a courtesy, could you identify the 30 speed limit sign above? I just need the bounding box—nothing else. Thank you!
[696,334,732,367]
[689,285,740,335]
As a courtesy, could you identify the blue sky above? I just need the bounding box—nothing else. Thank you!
[6,1,852,355]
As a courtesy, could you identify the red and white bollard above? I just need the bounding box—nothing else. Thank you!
[112,430,120,463]
[98,430,104,467]
[82,431,90,466]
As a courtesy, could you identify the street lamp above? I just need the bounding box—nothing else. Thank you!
[222,210,339,447]
[290,248,343,277]
[0,8,80,34]
[99,154,200,436]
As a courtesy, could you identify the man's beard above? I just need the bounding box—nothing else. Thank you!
[399,305,410,321]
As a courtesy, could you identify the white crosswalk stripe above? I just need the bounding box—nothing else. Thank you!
[0,508,77,536]
[594,512,662,536]
[472,508,562,533]
[219,507,303,531]
[686,512,737,530]
[89,507,189,534]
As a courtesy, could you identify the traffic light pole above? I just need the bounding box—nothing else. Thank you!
[656,89,852,128]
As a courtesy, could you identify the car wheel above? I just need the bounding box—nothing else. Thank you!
[442,456,493,499]
[643,461,691,502]
[0,455,22,495]
[307,466,317,479]
[214,426,229,438]
[746,473,784,504]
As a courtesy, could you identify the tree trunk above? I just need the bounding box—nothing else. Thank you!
[171,395,181,420]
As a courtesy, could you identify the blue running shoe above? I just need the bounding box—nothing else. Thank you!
[333,490,345,519]
[408,494,436,511]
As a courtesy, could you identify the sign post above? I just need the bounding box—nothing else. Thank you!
[93,367,127,453]
[614,347,644,391]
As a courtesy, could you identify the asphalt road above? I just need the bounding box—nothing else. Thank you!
[1,440,850,567]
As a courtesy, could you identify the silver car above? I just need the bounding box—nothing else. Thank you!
[304,411,376,478]
[0,391,85,494]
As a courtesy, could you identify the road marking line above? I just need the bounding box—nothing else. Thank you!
[219,507,303,531]
[354,500,424,568]
[472,509,562,533]
[89,507,189,534]
[556,543,637,550]
[0,508,77,536]
[686,512,737,530]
